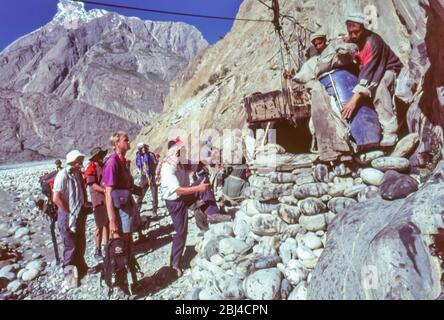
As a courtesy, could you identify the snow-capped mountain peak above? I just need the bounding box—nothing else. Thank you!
[49,0,108,30]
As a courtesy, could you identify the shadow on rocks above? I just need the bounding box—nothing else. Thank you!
[135,266,179,299]
[132,224,175,257]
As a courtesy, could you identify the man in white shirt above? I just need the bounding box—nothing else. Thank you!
[52,149,88,289]
[159,139,209,277]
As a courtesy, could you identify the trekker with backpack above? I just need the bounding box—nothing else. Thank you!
[34,198,60,265]
[52,150,90,289]
[102,131,141,296]
[55,159,63,172]
[135,143,159,217]
[38,161,66,265]
[84,147,109,261]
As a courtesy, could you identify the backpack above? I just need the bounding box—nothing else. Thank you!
[43,202,58,221]
[39,170,58,199]
[222,166,248,204]
[101,237,142,297]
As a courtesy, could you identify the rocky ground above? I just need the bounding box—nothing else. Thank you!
[0,161,202,300]
[0,132,431,300]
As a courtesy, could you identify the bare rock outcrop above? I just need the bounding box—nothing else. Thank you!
[307,161,444,300]
[0,89,140,163]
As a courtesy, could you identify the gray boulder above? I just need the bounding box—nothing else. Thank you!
[219,238,251,257]
[391,133,419,158]
[380,170,419,200]
[298,198,327,216]
[327,197,357,214]
[223,277,245,300]
[294,183,329,199]
[360,168,385,186]
[313,164,330,183]
[307,162,444,300]
[243,268,282,300]
[299,214,327,232]
[251,214,284,236]
[357,186,382,203]
[294,172,315,186]
[371,157,411,173]
[278,204,301,224]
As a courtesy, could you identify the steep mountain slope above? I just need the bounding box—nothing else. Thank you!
[0,0,208,163]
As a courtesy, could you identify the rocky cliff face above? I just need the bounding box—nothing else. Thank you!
[0,0,207,163]
[0,89,139,163]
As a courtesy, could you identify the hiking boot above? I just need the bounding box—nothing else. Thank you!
[130,282,144,295]
[94,248,102,261]
[207,213,232,224]
[380,134,398,148]
[64,265,79,289]
[173,267,183,278]
[78,262,91,279]
[112,287,130,300]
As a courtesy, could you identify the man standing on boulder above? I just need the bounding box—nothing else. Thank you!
[291,30,359,161]
[52,150,89,289]
[290,31,328,84]
[343,13,403,147]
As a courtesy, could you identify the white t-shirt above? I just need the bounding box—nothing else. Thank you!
[160,162,191,201]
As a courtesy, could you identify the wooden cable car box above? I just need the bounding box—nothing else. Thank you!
[244,86,311,124]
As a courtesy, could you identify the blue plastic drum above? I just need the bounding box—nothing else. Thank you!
[319,69,381,148]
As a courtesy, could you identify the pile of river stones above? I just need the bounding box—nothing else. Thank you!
[186,133,422,300]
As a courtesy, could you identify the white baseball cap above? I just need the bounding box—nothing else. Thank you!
[66,150,86,165]
[137,142,147,149]
[346,12,368,26]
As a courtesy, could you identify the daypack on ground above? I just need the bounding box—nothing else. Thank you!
[39,170,58,199]
[222,166,249,204]
[101,237,141,296]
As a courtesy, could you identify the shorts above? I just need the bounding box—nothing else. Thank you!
[117,205,135,234]
[93,204,109,229]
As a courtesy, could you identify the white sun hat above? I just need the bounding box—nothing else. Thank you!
[66,150,86,165]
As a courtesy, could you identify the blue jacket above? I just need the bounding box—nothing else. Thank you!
[135,151,158,178]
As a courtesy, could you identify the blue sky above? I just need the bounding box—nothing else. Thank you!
[0,0,243,50]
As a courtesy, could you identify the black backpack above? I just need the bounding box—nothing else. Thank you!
[101,238,142,297]
[43,202,58,221]
[39,170,58,199]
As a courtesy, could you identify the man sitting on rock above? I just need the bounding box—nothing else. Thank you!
[342,13,403,147]
[52,150,89,289]
[291,31,361,161]
[290,31,328,84]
